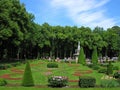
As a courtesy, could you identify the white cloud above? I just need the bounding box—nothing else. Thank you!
[51,0,116,29]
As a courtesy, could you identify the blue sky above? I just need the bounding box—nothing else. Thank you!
[20,0,120,29]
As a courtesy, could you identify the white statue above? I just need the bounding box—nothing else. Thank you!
[78,41,80,51]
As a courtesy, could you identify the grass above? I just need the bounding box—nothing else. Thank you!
[0,60,120,89]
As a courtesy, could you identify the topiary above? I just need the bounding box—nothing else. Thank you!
[0,78,7,86]
[118,53,120,62]
[106,62,113,75]
[78,47,86,65]
[47,63,58,68]
[79,76,96,88]
[22,61,34,86]
[91,47,98,65]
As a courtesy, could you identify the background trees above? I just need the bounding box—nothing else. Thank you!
[0,0,120,62]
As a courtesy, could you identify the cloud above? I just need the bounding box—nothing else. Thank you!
[51,0,116,29]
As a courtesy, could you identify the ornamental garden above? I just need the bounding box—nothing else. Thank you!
[0,48,120,89]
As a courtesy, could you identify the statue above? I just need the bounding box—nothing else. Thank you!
[74,41,81,63]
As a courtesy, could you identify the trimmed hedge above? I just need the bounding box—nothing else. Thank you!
[98,68,107,73]
[79,76,96,88]
[48,76,68,87]
[47,63,58,68]
[22,61,34,87]
[0,78,7,86]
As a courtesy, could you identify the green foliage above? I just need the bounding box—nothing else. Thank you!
[0,78,7,86]
[91,47,98,65]
[113,72,120,79]
[98,68,107,74]
[106,62,113,75]
[79,76,96,88]
[113,66,119,70]
[78,47,86,65]
[22,61,34,86]
[118,53,120,61]
[47,63,58,68]
[48,76,68,87]
[100,79,119,87]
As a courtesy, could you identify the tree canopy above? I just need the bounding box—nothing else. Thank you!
[0,0,120,62]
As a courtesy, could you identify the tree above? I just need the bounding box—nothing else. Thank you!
[78,47,86,65]
[22,61,34,86]
[92,47,98,64]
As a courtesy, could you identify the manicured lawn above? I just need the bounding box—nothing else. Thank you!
[0,60,120,89]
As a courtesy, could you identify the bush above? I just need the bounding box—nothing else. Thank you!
[78,47,86,65]
[91,65,100,70]
[106,62,113,75]
[22,61,34,86]
[48,76,68,87]
[79,76,96,88]
[113,72,120,79]
[100,79,119,87]
[47,63,58,68]
[0,78,7,86]
[113,66,119,70]
[98,68,107,73]
[91,47,98,65]
[87,64,100,70]
[0,64,6,70]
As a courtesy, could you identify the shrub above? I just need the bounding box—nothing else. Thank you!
[91,65,100,70]
[48,76,68,87]
[0,64,6,70]
[91,47,98,65]
[87,64,99,70]
[79,76,96,88]
[78,47,86,65]
[106,62,113,75]
[113,66,119,70]
[22,61,34,86]
[100,79,119,87]
[98,68,107,73]
[118,53,120,62]
[0,78,7,86]
[47,63,58,68]
[113,71,120,79]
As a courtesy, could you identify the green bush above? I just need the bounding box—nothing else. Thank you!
[0,64,6,70]
[47,63,58,68]
[0,78,7,86]
[91,65,100,70]
[91,47,98,65]
[106,62,113,75]
[100,79,119,87]
[78,47,86,65]
[22,61,34,87]
[113,72,120,79]
[79,76,96,88]
[113,66,119,70]
[48,76,68,87]
[98,68,107,73]
[87,64,99,70]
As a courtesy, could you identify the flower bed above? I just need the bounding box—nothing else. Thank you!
[73,70,93,76]
[48,76,68,87]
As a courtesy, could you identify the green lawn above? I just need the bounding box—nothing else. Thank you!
[0,60,120,89]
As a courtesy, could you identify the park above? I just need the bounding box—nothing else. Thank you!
[0,0,120,90]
